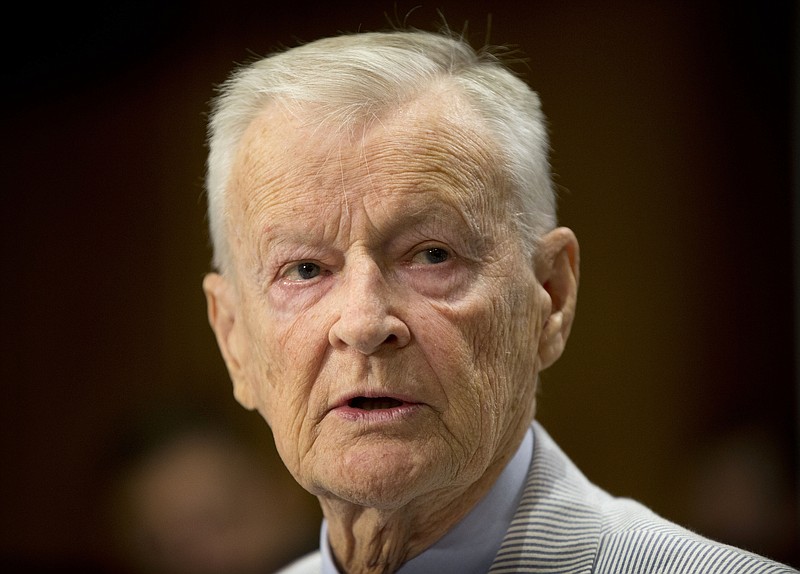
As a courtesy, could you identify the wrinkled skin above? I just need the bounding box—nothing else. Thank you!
[203,87,579,573]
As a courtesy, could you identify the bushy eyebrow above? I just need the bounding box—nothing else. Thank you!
[256,196,490,261]
[392,203,485,248]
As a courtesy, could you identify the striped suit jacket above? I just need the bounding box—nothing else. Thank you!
[278,423,797,573]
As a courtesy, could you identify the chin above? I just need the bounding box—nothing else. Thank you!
[311,443,453,510]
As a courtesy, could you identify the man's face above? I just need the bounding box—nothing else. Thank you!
[210,94,552,509]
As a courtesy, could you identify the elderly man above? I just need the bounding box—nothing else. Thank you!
[201,29,795,574]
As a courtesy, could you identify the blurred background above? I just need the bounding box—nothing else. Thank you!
[2,0,798,571]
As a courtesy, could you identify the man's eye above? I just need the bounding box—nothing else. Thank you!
[288,262,322,280]
[413,247,450,265]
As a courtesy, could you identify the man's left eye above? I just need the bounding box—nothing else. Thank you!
[413,247,449,265]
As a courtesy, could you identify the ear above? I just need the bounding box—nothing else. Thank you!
[202,273,257,410]
[534,227,580,370]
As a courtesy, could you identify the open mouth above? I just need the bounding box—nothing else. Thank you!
[348,396,404,410]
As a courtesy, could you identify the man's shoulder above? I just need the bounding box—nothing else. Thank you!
[595,497,797,573]
[521,424,797,573]
[275,551,322,574]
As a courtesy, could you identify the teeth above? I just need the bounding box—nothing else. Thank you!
[349,397,403,410]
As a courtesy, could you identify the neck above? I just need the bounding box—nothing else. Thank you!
[318,456,510,574]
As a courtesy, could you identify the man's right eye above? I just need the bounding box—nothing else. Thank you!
[282,261,322,281]
[295,262,321,280]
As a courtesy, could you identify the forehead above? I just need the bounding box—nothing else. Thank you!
[227,93,509,236]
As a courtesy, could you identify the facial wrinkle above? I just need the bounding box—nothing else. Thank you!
[360,119,378,201]
[327,144,346,221]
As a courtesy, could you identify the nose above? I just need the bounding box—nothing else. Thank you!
[328,260,411,354]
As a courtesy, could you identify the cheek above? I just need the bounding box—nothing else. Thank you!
[421,279,541,423]
[239,299,321,416]
[240,299,335,464]
[411,294,502,413]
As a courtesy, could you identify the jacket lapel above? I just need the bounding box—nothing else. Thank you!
[489,423,602,573]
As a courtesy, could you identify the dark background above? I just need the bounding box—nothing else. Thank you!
[3,0,798,571]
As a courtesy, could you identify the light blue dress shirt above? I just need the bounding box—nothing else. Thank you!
[320,428,534,574]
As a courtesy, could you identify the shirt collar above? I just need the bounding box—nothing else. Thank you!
[320,427,534,574]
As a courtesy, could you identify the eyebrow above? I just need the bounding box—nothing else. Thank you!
[256,196,488,254]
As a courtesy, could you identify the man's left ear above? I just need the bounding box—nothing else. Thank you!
[534,227,580,370]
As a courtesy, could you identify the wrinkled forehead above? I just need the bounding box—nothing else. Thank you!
[226,93,513,238]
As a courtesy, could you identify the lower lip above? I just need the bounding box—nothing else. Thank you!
[332,402,422,422]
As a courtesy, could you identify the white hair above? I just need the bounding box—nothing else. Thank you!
[205,29,556,273]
